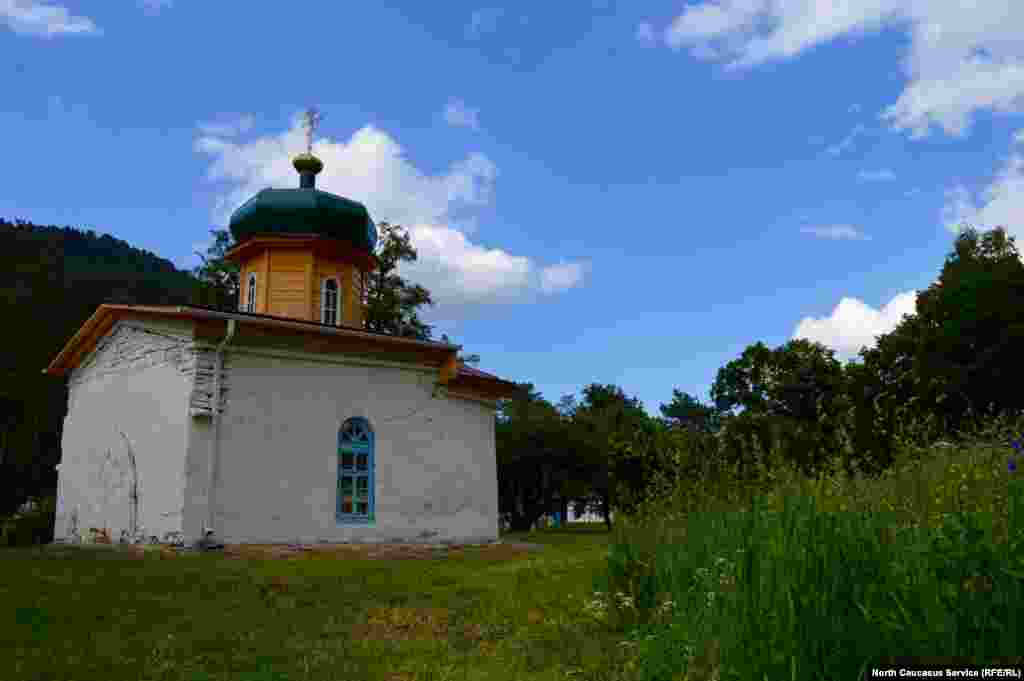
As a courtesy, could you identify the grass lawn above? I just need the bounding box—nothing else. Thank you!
[3,526,637,681]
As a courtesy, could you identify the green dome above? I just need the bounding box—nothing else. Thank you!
[229,188,378,252]
[228,155,377,252]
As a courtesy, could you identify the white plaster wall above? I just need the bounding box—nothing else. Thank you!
[210,350,499,545]
[53,321,194,543]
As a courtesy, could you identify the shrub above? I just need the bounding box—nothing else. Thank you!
[0,496,55,547]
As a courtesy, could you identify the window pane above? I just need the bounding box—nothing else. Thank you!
[341,453,354,469]
[339,477,353,496]
[356,453,368,471]
[356,477,368,498]
[356,501,368,515]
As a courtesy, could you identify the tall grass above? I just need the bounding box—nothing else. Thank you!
[594,410,1024,680]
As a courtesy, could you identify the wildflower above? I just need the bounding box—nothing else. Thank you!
[582,591,610,620]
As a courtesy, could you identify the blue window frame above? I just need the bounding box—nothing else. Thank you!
[337,417,374,524]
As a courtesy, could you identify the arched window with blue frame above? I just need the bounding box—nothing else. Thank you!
[337,417,374,523]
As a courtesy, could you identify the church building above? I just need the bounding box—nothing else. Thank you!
[43,138,518,547]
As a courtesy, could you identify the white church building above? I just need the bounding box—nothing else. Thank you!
[43,144,518,548]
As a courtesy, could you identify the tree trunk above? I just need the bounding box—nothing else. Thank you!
[601,491,613,531]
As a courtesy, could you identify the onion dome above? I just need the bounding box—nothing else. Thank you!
[228,153,377,253]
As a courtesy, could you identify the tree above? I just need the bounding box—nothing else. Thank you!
[364,222,435,340]
[190,228,240,311]
[496,383,582,531]
[572,384,650,528]
[659,389,723,434]
[904,226,1024,437]
[837,224,1024,475]
[440,334,480,367]
[708,339,851,479]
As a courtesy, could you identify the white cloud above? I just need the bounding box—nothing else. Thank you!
[466,8,502,40]
[942,141,1024,247]
[197,115,255,138]
[139,0,172,16]
[884,55,1024,139]
[2,1,99,36]
[659,1,1024,139]
[800,224,871,241]
[793,291,918,360]
[540,262,588,294]
[194,113,586,311]
[636,22,657,46]
[856,168,896,182]
[443,99,480,131]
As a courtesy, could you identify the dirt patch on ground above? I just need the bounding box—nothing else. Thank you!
[219,541,546,561]
[350,606,504,656]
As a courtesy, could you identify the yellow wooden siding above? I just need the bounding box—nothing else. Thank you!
[237,247,370,326]
[268,250,309,268]
[268,270,307,319]
[306,254,316,321]
[240,269,248,309]
[343,263,358,327]
[261,249,270,315]
[353,267,364,327]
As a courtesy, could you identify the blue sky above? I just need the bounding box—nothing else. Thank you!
[5,1,1024,416]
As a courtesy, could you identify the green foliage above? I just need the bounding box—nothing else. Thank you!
[659,389,722,434]
[190,228,240,311]
[861,225,1024,447]
[0,496,56,547]
[363,221,434,340]
[496,383,588,531]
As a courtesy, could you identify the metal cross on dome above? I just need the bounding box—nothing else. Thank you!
[302,107,322,155]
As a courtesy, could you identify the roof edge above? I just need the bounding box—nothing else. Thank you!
[42,304,502,381]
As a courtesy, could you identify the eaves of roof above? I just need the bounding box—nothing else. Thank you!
[42,304,519,400]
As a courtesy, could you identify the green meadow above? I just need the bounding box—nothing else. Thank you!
[4,417,1024,681]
